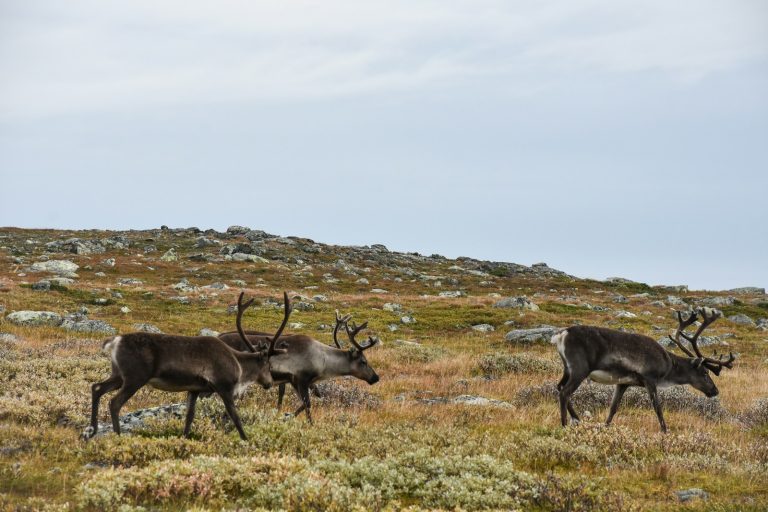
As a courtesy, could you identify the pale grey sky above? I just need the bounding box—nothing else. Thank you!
[1,1,766,291]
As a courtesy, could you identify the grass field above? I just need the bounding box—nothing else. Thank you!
[1,227,767,511]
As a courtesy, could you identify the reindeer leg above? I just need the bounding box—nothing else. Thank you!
[108,380,146,435]
[183,391,199,438]
[559,370,587,427]
[645,382,667,433]
[217,388,247,440]
[89,372,122,438]
[310,384,322,398]
[606,384,628,426]
[298,382,313,425]
[277,383,286,411]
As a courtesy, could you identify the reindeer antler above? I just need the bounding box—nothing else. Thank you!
[266,291,292,357]
[345,320,379,351]
[669,307,735,369]
[332,310,352,349]
[235,292,258,353]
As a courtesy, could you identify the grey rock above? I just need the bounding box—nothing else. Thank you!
[202,282,229,290]
[132,323,162,334]
[120,306,131,314]
[117,278,143,286]
[243,230,272,241]
[471,324,495,333]
[615,310,637,319]
[757,318,768,331]
[231,253,269,263]
[50,277,74,287]
[171,278,197,293]
[675,488,708,502]
[30,260,79,275]
[612,294,628,303]
[383,303,402,312]
[294,301,315,312]
[102,258,116,267]
[493,296,539,311]
[45,238,105,255]
[400,315,416,324]
[32,280,51,291]
[226,225,250,235]
[438,291,465,298]
[727,287,765,295]
[312,294,329,302]
[0,333,20,343]
[143,245,156,253]
[697,296,735,307]
[231,279,247,287]
[94,272,106,277]
[62,319,116,335]
[728,313,755,326]
[371,288,388,294]
[355,278,370,285]
[451,395,513,409]
[505,326,559,344]
[667,295,686,306]
[387,324,399,332]
[170,296,191,304]
[84,403,187,437]
[199,328,220,337]
[194,236,218,248]
[160,248,178,262]
[6,311,63,327]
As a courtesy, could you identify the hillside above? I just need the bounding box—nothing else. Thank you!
[1,226,767,511]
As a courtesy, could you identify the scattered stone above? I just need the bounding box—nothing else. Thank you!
[312,294,329,302]
[194,236,219,248]
[92,298,110,305]
[120,306,131,314]
[505,326,559,344]
[231,279,247,287]
[231,253,269,263]
[438,291,464,298]
[111,291,123,299]
[226,225,250,235]
[471,324,495,333]
[62,319,117,335]
[401,315,416,324]
[199,328,220,337]
[387,324,399,332]
[675,489,708,503]
[202,282,229,290]
[356,278,370,285]
[666,295,686,306]
[30,260,79,275]
[31,280,51,291]
[102,258,116,267]
[45,238,106,255]
[117,278,143,286]
[133,323,162,333]
[728,313,755,326]
[451,395,513,409]
[493,296,539,311]
[612,294,628,303]
[615,310,637,319]
[383,303,402,312]
[6,311,63,327]
[160,248,178,262]
[50,277,74,287]
[294,301,315,312]
[94,272,106,277]
[371,288,388,294]
[0,333,20,343]
[757,318,768,331]
[697,296,735,307]
[171,278,197,293]
[169,296,191,304]
[288,322,305,329]
[143,245,156,253]
[85,403,187,437]
[727,287,765,295]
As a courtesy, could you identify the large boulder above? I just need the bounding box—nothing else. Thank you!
[505,326,559,344]
[29,260,79,275]
[6,311,63,326]
[62,318,117,335]
[728,314,755,326]
[493,296,539,311]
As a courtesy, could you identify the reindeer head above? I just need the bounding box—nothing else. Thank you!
[333,311,380,384]
[669,307,735,397]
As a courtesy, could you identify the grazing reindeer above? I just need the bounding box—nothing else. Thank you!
[220,309,380,423]
[87,292,292,440]
[552,307,734,432]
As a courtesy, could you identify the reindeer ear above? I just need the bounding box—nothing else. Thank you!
[270,348,288,355]
[703,362,722,375]
[692,357,704,368]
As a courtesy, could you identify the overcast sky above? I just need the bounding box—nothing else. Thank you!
[1,1,766,291]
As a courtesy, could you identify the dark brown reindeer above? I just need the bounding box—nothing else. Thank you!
[552,307,735,432]
[86,292,292,440]
[219,306,380,423]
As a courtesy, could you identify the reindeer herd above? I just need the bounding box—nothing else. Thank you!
[86,292,735,440]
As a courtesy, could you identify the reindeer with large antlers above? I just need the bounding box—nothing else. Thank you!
[551,307,735,432]
[86,292,292,440]
[218,307,380,423]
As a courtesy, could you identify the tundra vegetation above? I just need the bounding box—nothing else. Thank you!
[0,226,767,511]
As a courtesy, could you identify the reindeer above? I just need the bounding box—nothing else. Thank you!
[551,307,735,432]
[86,292,292,440]
[219,306,380,423]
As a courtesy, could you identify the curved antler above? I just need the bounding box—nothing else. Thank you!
[668,309,698,358]
[266,291,292,356]
[235,291,258,353]
[332,310,352,349]
[670,307,735,369]
[345,320,379,351]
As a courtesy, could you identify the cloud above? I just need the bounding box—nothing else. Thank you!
[0,0,765,119]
